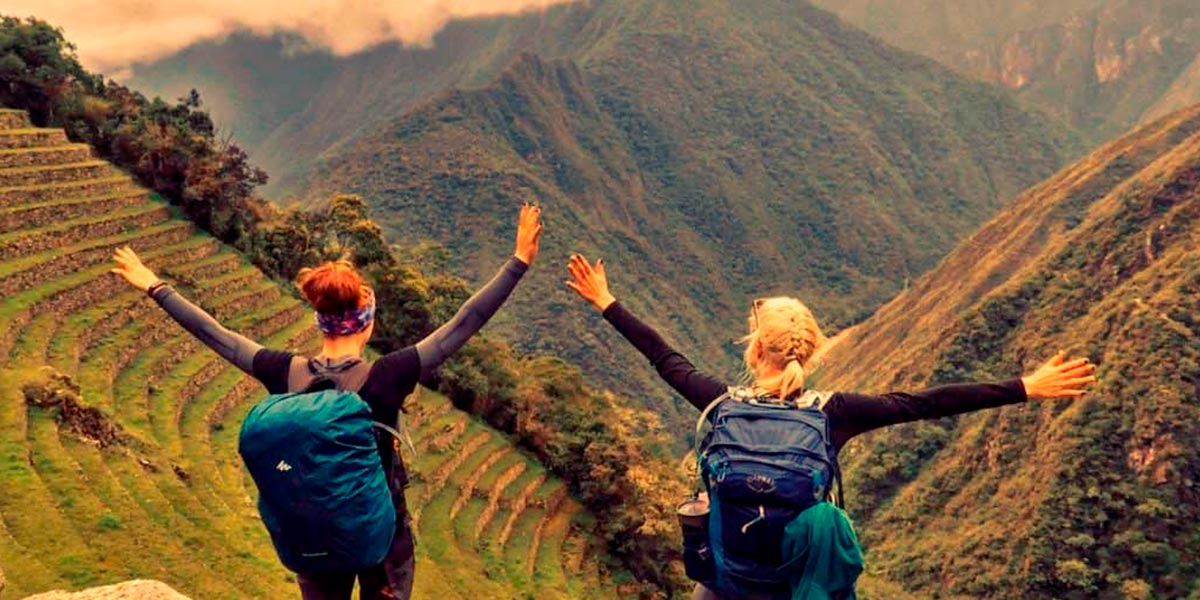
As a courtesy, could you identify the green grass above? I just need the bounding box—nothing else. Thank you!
[0,111,622,598]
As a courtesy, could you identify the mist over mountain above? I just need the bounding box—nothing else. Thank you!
[127,5,595,196]
[815,0,1200,143]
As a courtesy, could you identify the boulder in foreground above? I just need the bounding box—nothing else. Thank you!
[23,580,190,600]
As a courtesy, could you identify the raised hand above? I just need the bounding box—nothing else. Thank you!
[513,203,544,266]
[1021,352,1098,400]
[110,246,161,292]
[565,254,616,312]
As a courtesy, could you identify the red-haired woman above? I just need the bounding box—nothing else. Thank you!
[112,205,543,600]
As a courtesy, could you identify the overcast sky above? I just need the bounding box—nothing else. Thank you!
[2,0,576,74]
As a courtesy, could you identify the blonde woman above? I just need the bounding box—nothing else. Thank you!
[565,254,1096,600]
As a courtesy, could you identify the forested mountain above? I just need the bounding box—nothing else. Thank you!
[298,0,1078,419]
[815,0,1200,143]
[818,104,1200,599]
[126,5,594,196]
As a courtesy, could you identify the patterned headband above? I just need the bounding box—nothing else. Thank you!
[316,287,376,337]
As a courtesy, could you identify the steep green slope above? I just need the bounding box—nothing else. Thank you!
[818,104,1200,598]
[815,0,1200,143]
[0,108,621,599]
[304,0,1078,421]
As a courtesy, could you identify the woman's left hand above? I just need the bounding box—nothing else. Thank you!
[566,254,616,312]
[1021,352,1098,400]
[111,246,161,292]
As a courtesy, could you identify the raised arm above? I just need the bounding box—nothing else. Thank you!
[826,352,1097,447]
[566,254,726,410]
[111,246,261,374]
[414,204,542,374]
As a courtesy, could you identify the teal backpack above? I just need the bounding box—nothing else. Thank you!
[238,386,412,574]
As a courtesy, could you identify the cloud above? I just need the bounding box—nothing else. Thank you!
[3,0,577,73]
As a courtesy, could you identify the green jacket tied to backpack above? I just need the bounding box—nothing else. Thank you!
[779,502,863,600]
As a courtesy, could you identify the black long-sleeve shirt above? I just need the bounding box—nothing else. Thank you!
[602,301,1026,451]
[150,256,529,503]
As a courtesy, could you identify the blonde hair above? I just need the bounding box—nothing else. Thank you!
[742,297,825,400]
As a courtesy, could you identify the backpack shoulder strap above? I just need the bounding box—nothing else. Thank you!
[798,389,834,410]
[692,387,738,459]
[798,389,844,507]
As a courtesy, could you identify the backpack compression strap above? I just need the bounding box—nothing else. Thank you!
[374,422,417,458]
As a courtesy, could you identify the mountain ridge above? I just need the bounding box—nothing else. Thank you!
[814,0,1200,143]
[819,102,1200,599]
[300,0,1079,420]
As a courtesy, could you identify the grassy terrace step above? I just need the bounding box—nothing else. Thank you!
[495,469,549,548]
[410,393,455,429]
[176,321,317,518]
[448,447,511,522]
[0,128,68,149]
[161,252,244,283]
[0,160,112,187]
[46,247,239,376]
[0,372,107,592]
[0,191,150,234]
[0,175,137,205]
[492,480,572,593]
[0,221,192,297]
[0,203,170,262]
[23,410,248,597]
[0,109,32,129]
[105,283,283,438]
[414,436,513,597]
[472,454,531,544]
[148,298,304,453]
[89,294,301,444]
[11,246,234,369]
[0,501,62,597]
[0,234,216,361]
[535,500,585,594]
[72,263,264,361]
[0,144,91,169]
[421,411,470,451]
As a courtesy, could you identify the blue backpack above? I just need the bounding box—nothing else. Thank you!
[687,388,842,599]
[238,388,412,574]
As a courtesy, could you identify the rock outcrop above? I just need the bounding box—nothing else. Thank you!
[23,580,189,600]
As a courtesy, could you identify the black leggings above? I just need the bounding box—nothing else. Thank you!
[297,520,415,600]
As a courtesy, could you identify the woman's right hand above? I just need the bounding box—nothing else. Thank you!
[566,254,616,312]
[111,246,161,292]
[1021,352,1098,400]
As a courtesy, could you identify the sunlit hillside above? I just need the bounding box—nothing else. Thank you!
[820,103,1200,599]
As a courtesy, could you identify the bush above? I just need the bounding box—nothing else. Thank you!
[1056,559,1097,593]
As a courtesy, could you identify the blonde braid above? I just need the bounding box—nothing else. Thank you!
[742,297,824,400]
